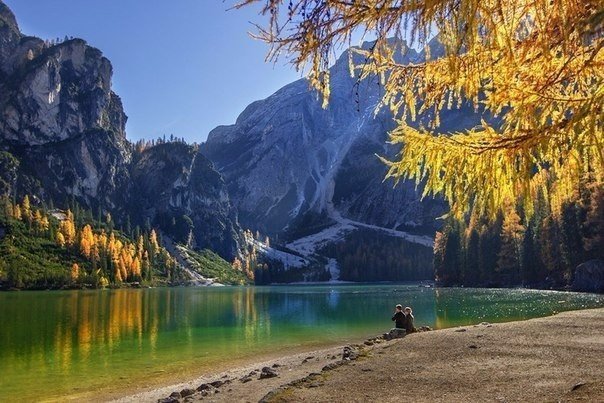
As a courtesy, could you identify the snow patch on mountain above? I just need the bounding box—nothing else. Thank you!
[286,209,434,258]
[252,239,310,269]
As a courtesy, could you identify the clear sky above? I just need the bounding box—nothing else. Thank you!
[4,0,304,143]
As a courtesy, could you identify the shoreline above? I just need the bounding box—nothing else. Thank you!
[114,307,604,402]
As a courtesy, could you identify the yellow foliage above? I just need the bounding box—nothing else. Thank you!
[71,263,79,282]
[21,195,31,220]
[80,224,94,258]
[13,204,21,220]
[56,232,66,247]
[40,215,49,232]
[99,276,109,287]
[149,229,159,252]
[239,0,604,218]
[59,210,77,246]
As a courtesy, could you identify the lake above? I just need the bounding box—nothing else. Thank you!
[0,285,602,401]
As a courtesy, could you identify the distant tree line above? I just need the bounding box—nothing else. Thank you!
[320,229,434,282]
[435,175,604,288]
[133,135,197,154]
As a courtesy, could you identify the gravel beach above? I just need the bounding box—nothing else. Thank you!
[114,307,604,403]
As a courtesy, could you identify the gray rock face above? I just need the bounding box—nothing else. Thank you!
[0,1,130,209]
[0,1,241,259]
[0,3,125,147]
[131,143,241,259]
[204,39,475,236]
[0,1,131,208]
[573,260,604,293]
[0,1,20,74]
[0,39,126,146]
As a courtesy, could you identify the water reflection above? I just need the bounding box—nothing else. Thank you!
[0,286,601,401]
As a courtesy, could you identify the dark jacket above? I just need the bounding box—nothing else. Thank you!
[392,311,407,329]
[405,313,415,333]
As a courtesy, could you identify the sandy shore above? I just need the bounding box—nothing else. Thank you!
[116,308,604,403]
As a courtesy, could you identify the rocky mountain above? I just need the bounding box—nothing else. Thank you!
[0,1,240,259]
[204,39,479,239]
[0,1,130,210]
[130,142,240,258]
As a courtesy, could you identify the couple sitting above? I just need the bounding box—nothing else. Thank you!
[384,304,415,340]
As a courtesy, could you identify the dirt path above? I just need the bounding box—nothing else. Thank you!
[117,308,604,403]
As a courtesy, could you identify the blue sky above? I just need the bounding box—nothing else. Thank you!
[4,0,304,142]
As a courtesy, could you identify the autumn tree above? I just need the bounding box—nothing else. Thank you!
[21,195,31,223]
[56,232,66,247]
[238,0,603,219]
[497,203,525,284]
[80,224,94,258]
[59,210,77,247]
[32,210,44,234]
[13,203,21,220]
[71,263,80,282]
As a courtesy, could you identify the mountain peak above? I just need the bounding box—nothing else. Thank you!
[0,1,19,33]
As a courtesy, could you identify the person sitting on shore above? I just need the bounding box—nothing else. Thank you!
[392,304,407,329]
[404,306,416,334]
[383,304,408,340]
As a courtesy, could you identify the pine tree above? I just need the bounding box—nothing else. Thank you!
[465,228,480,286]
[521,224,540,286]
[478,218,502,286]
[583,182,604,260]
[33,210,44,234]
[433,231,447,284]
[540,216,565,287]
[559,202,584,276]
[21,195,31,223]
[497,205,525,285]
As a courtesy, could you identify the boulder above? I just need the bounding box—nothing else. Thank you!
[322,362,344,371]
[210,380,228,388]
[179,388,195,397]
[573,260,604,293]
[259,366,278,379]
[342,346,359,361]
[383,328,406,340]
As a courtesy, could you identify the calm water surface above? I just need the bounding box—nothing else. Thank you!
[0,285,602,400]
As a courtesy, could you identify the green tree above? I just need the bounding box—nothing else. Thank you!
[583,182,604,261]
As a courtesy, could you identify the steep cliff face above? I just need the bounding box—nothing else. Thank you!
[0,1,21,77]
[0,1,241,259]
[0,2,130,209]
[130,143,241,258]
[0,39,127,146]
[204,41,466,237]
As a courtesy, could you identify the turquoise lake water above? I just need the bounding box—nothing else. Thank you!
[0,284,602,400]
